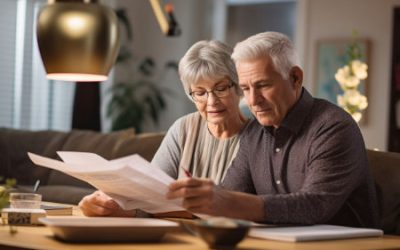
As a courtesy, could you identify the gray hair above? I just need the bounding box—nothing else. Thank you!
[179,40,240,97]
[231,32,300,80]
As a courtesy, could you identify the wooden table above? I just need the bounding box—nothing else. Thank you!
[1,206,399,250]
[1,225,400,250]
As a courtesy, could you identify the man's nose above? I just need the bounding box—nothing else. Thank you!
[247,88,260,106]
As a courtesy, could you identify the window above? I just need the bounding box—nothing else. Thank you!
[0,0,75,131]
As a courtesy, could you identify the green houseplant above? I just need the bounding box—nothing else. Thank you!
[107,9,177,133]
[0,178,16,209]
[0,178,17,234]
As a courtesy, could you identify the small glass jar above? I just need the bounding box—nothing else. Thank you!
[9,193,42,209]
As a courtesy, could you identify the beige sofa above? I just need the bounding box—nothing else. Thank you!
[0,127,398,234]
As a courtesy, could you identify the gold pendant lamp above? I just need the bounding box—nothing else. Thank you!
[36,0,120,82]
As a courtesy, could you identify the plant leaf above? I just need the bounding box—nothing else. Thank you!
[165,61,178,71]
[139,58,156,76]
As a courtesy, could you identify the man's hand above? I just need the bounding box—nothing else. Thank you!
[79,190,136,217]
[166,178,265,221]
[167,178,221,215]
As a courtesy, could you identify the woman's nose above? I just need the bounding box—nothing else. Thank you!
[207,92,219,104]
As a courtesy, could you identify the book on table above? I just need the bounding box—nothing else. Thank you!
[28,152,185,214]
[40,203,73,216]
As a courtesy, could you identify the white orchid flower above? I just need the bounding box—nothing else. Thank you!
[345,89,363,106]
[335,65,360,88]
[351,60,368,80]
[335,43,368,123]
[358,95,368,110]
[352,112,362,123]
[341,90,368,110]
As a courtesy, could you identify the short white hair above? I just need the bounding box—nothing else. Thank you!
[232,32,300,80]
[179,40,240,96]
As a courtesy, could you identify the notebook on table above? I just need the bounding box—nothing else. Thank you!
[249,224,383,242]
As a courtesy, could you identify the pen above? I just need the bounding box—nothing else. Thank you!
[33,180,40,192]
[181,167,192,178]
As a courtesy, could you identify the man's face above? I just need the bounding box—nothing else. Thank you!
[236,57,302,127]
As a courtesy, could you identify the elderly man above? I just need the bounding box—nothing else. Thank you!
[167,32,380,228]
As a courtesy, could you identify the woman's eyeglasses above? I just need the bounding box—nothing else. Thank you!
[189,83,234,103]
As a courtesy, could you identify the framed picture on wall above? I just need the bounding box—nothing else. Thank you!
[314,39,370,107]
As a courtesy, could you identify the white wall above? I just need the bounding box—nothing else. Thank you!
[226,2,296,45]
[296,0,400,150]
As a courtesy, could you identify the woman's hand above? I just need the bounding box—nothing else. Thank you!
[79,190,136,217]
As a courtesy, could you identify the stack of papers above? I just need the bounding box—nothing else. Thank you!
[28,152,184,214]
[249,225,383,242]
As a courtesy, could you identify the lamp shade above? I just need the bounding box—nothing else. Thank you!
[36,0,120,82]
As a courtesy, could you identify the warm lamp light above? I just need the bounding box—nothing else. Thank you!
[36,0,120,82]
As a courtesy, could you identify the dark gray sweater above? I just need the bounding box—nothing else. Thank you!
[222,89,380,228]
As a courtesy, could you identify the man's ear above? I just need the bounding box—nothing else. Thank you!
[289,66,303,89]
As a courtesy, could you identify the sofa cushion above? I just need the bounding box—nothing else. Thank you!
[0,128,70,185]
[110,132,166,161]
[367,149,400,234]
[60,128,136,159]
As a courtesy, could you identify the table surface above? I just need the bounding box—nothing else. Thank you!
[1,205,399,250]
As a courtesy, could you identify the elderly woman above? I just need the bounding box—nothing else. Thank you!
[79,40,248,217]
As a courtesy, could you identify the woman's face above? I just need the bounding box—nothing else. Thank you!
[190,78,241,125]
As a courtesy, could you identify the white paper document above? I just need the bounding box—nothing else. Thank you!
[249,224,383,242]
[28,152,184,214]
